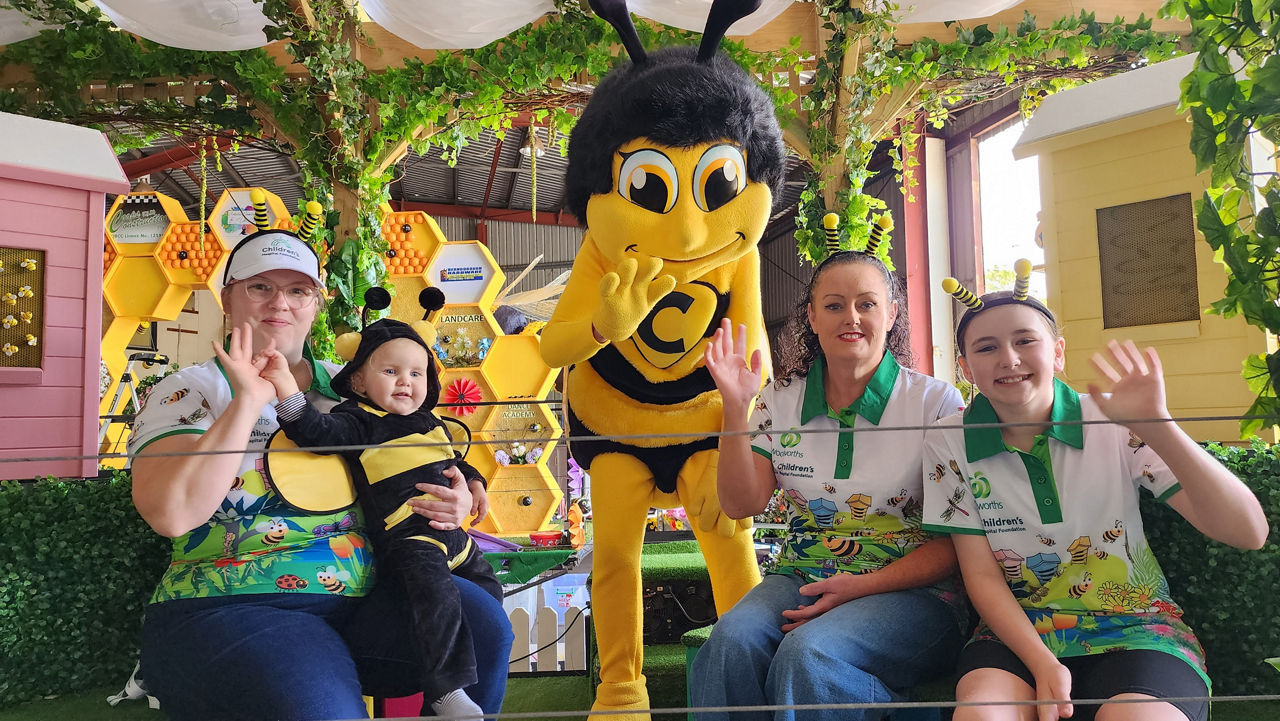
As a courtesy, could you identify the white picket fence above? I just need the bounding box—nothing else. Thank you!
[507,604,589,674]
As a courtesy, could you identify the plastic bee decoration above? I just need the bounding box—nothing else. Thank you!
[538,0,784,716]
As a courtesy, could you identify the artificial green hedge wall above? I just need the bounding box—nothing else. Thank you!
[0,472,168,709]
[1141,439,1280,696]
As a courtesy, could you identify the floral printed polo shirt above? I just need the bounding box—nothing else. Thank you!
[749,353,967,620]
[128,345,375,602]
[922,379,1209,687]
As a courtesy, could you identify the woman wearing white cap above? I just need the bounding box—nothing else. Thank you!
[127,222,513,720]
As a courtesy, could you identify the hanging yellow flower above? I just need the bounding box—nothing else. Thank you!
[1,343,17,356]
[1,315,15,329]
[19,258,36,271]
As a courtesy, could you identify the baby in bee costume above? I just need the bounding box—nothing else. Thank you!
[539,0,785,715]
[262,288,501,720]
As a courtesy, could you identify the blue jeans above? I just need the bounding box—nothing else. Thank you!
[690,574,964,721]
[140,576,513,721]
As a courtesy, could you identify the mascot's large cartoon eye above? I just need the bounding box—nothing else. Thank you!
[617,149,678,214]
[693,144,747,212]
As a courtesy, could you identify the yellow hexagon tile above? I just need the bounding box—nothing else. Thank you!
[381,211,444,278]
[483,334,557,399]
[386,276,437,326]
[433,304,501,370]
[425,240,505,307]
[102,236,118,278]
[155,221,227,290]
[480,398,561,471]
[208,187,289,251]
[104,191,187,257]
[103,256,192,320]
[472,464,562,535]
[436,368,498,437]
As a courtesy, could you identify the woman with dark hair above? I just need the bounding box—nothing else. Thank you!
[690,250,969,721]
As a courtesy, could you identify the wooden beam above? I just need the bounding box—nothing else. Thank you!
[119,135,236,179]
[395,200,581,228]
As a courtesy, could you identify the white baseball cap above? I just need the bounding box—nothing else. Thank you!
[222,230,323,288]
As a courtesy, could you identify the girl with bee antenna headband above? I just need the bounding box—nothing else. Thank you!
[691,213,969,721]
[923,262,1267,721]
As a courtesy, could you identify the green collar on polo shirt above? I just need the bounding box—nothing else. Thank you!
[800,352,899,427]
[215,339,339,401]
[963,377,1083,462]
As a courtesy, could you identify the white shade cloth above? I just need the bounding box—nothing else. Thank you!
[0,5,53,45]
[0,1,1027,52]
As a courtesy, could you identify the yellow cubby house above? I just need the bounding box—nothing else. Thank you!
[1014,53,1278,442]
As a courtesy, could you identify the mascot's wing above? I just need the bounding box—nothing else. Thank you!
[500,271,570,322]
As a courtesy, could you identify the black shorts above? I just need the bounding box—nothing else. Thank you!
[956,640,1208,721]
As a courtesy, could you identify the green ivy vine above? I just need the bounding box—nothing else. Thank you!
[1161,0,1279,435]
[792,3,1182,265]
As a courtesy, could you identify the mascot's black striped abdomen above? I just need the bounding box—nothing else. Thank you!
[567,345,719,493]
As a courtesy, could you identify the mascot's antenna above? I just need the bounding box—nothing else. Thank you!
[699,0,764,62]
[587,0,647,64]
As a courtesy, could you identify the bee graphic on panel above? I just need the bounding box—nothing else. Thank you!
[316,565,352,594]
[886,488,909,507]
[1102,520,1124,544]
[1068,572,1093,599]
[930,463,946,483]
[822,482,837,495]
[254,517,303,545]
[1036,534,1056,547]
[160,388,189,405]
[822,536,862,558]
[939,486,970,523]
[537,0,786,714]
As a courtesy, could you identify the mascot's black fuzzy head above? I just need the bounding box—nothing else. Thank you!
[566,30,785,224]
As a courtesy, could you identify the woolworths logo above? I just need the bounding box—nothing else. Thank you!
[969,471,992,499]
[779,429,801,448]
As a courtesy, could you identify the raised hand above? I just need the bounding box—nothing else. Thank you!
[703,318,763,412]
[212,323,276,407]
[1087,339,1171,436]
[591,256,677,343]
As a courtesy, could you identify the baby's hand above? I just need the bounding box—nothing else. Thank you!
[469,480,489,525]
[259,349,300,400]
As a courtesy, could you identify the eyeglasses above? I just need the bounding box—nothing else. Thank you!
[239,278,319,308]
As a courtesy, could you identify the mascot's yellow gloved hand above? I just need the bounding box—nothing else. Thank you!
[592,256,677,343]
[683,449,753,538]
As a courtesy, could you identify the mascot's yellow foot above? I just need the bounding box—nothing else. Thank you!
[591,679,652,721]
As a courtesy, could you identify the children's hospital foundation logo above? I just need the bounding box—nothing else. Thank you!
[263,237,301,261]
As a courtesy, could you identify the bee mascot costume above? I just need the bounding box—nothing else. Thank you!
[539,0,785,715]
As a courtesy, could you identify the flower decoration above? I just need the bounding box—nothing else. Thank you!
[436,325,491,367]
[20,258,36,271]
[494,449,511,466]
[496,440,544,465]
[527,446,543,463]
[567,458,586,496]
[17,286,34,299]
[2,343,17,356]
[19,311,31,324]
[442,377,482,416]
[26,334,38,346]
[2,315,15,329]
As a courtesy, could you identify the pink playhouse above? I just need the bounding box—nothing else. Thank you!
[0,111,129,481]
